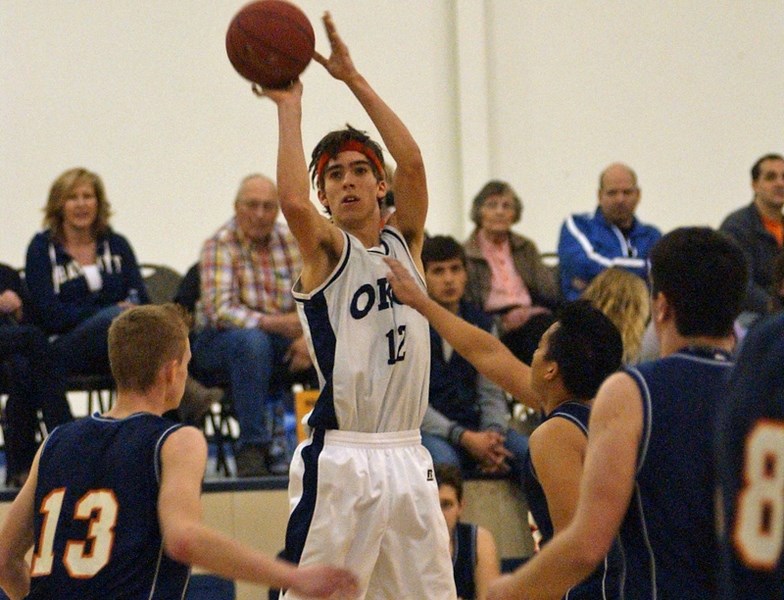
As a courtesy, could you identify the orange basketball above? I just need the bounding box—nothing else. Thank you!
[226,0,315,89]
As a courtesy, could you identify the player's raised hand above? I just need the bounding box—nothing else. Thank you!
[252,78,303,105]
[384,257,428,312]
[313,12,358,83]
[288,564,360,599]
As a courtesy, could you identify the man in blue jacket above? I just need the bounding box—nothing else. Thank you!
[557,163,661,301]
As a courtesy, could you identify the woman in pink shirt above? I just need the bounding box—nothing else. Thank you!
[463,180,560,362]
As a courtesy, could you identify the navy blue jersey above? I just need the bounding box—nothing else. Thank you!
[453,521,477,600]
[621,348,734,599]
[523,401,621,599]
[28,413,189,599]
[716,314,784,599]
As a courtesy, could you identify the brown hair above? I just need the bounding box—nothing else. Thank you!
[108,304,189,393]
[582,268,650,364]
[434,462,464,503]
[43,167,112,242]
[469,180,523,227]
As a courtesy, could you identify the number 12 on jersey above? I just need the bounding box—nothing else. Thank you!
[386,325,407,365]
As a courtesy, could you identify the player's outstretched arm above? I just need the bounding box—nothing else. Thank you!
[487,373,642,600]
[385,257,541,409]
[158,427,358,598]
[261,80,344,291]
[314,12,427,256]
[0,449,40,600]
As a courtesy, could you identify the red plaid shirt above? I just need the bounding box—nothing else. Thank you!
[195,218,302,330]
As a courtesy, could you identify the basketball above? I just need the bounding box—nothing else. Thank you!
[226,0,315,89]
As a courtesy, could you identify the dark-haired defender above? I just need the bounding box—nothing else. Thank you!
[482,227,747,600]
[0,305,358,600]
[260,12,455,600]
[386,256,625,599]
[716,312,784,599]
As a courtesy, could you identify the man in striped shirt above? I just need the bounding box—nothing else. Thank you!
[191,174,311,477]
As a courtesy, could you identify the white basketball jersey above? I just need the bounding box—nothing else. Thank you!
[292,226,430,433]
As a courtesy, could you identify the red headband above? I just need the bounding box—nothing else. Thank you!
[315,139,384,186]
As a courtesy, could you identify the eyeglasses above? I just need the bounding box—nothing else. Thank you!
[238,200,278,212]
[483,199,518,212]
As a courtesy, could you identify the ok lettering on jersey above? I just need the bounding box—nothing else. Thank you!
[349,277,399,319]
[349,277,408,365]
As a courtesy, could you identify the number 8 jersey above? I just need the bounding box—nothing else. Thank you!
[716,313,784,600]
[29,413,189,599]
[292,226,431,433]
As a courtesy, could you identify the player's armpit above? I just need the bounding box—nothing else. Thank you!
[158,426,209,563]
[529,418,585,535]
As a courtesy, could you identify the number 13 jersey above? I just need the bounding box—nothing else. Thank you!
[293,226,431,433]
[29,413,189,599]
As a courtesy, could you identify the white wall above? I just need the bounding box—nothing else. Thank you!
[485,1,784,252]
[1,0,460,272]
[2,1,782,274]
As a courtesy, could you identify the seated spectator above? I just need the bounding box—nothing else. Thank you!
[191,174,311,477]
[557,162,661,301]
[720,153,784,322]
[421,235,528,482]
[581,267,650,364]
[24,167,149,377]
[769,249,784,313]
[463,180,559,340]
[435,463,500,600]
[0,263,71,488]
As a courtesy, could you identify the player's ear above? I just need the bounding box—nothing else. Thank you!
[376,178,388,199]
[544,361,559,382]
[317,188,328,207]
[161,359,177,386]
[652,291,672,323]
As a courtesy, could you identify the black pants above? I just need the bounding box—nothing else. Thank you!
[1,322,72,480]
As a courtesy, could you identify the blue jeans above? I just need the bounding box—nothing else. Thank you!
[421,428,529,487]
[191,327,291,448]
[51,304,124,376]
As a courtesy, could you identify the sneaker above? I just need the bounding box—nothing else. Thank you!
[266,441,290,476]
[234,444,270,478]
[179,378,224,426]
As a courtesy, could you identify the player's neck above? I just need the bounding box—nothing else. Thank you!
[543,386,579,416]
[661,330,735,358]
[340,220,380,249]
[105,390,167,419]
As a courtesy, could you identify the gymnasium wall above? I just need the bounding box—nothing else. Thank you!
[2,1,782,274]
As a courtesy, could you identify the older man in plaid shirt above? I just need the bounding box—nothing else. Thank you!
[192,174,311,477]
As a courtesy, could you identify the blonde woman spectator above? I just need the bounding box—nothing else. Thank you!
[582,267,650,364]
[25,167,149,377]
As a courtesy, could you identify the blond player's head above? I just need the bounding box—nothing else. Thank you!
[108,304,190,395]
